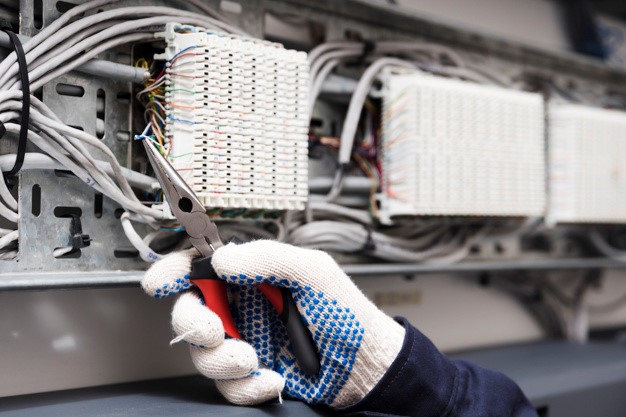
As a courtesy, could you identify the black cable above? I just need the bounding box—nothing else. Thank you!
[0,19,30,185]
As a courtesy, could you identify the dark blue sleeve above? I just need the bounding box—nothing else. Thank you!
[336,317,538,417]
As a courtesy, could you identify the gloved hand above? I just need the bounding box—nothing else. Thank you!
[142,240,405,407]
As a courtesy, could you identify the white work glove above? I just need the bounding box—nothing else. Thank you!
[142,240,405,407]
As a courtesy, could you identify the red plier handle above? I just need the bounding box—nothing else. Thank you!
[190,255,320,376]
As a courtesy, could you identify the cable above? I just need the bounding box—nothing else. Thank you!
[307,201,373,225]
[0,3,272,261]
[0,22,29,181]
[587,290,626,313]
[309,57,342,114]
[177,0,247,36]
[0,229,18,250]
[0,4,521,268]
[287,219,482,263]
[0,6,244,90]
[120,212,163,263]
[2,121,162,220]
[1,100,160,218]
[326,58,416,202]
[0,198,17,223]
[0,4,249,225]
[29,32,154,91]
[590,229,626,261]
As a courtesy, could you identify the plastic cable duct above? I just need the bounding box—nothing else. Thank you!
[158,23,309,211]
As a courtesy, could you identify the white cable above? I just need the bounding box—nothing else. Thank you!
[339,58,415,164]
[0,230,18,250]
[308,41,362,65]
[0,250,17,260]
[0,0,116,84]
[53,246,75,258]
[0,153,159,192]
[6,16,206,90]
[308,40,465,83]
[309,57,341,114]
[309,49,361,89]
[2,122,163,220]
[120,212,163,263]
[31,111,144,207]
[418,63,504,86]
[377,41,465,68]
[288,220,479,263]
[307,201,373,225]
[0,98,160,218]
[0,199,17,223]
[30,32,155,91]
[590,230,626,262]
[0,7,242,89]
[0,170,16,210]
[325,58,416,202]
[180,0,248,36]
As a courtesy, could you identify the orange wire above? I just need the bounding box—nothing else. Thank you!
[166,102,197,110]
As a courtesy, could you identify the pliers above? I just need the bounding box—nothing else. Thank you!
[143,139,320,375]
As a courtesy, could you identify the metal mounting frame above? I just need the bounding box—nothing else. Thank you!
[3,258,626,290]
[2,0,626,285]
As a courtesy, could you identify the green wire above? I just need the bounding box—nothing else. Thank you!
[169,152,194,159]
[168,88,196,94]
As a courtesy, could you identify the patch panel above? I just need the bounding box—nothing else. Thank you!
[158,23,309,211]
[378,70,546,222]
[548,104,626,224]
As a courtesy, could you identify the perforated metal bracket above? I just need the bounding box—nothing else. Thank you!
[2,0,147,272]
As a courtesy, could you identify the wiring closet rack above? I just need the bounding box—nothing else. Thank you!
[3,0,626,286]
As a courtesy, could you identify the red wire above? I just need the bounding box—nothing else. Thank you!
[169,52,200,66]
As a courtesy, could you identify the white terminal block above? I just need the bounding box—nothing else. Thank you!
[378,69,545,222]
[157,23,309,210]
[548,103,626,224]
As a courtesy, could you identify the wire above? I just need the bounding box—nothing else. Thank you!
[0,230,18,250]
[590,229,626,262]
[0,153,160,192]
[587,290,626,313]
[0,4,523,268]
[325,58,416,202]
[287,219,482,263]
[0,6,225,226]
[120,212,163,263]
[0,3,257,260]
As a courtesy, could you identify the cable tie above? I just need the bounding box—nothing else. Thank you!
[67,212,92,251]
[355,40,376,66]
[1,25,30,186]
[339,162,352,173]
[356,225,376,254]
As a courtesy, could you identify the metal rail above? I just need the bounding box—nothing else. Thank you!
[3,258,625,290]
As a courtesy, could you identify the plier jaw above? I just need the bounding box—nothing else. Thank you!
[142,139,223,257]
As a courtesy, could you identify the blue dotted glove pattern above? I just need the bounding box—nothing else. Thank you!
[225,273,364,405]
[153,273,191,299]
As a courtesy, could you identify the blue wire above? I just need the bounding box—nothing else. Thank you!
[160,226,186,232]
[166,115,197,124]
[168,45,198,63]
[133,124,154,141]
